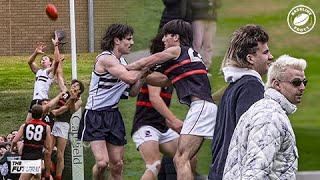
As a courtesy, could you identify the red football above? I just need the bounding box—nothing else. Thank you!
[46,4,58,21]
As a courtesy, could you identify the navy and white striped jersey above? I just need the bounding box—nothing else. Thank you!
[33,69,53,100]
[85,51,130,110]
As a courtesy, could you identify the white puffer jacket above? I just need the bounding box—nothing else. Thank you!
[223,88,298,180]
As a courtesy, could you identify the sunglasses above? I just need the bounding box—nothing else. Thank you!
[279,78,308,87]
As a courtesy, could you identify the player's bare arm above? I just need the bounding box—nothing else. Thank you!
[44,125,52,152]
[48,31,61,78]
[10,124,25,151]
[126,46,181,70]
[148,85,183,133]
[28,42,46,74]
[128,67,151,97]
[66,87,82,113]
[57,74,68,93]
[146,72,172,87]
[96,55,141,84]
[51,90,82,116]
[51,105,69,116]
[42,92,64,114]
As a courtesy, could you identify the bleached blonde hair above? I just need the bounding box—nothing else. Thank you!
[265,54,307,89]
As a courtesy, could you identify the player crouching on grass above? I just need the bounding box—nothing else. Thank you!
[11,104,52,180]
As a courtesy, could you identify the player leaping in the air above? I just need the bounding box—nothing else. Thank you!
[26,32,62,121]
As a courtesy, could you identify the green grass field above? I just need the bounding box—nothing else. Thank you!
[0,0,319,179]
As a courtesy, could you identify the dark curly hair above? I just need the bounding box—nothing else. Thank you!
[101,24,134,51]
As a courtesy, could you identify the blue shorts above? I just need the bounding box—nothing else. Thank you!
[78,108,127,146]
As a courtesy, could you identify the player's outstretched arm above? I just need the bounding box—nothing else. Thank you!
[28,42,46,74]
[42,92,64,114]
[98,55,142,84]
[126,46,181,70]
[146,72,171,87]
[51,105,69,117]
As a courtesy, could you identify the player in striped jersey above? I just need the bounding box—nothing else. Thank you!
[78,23,149,180]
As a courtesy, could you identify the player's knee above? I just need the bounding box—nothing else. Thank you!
[145,160,161,176]
[173,153,187,167]
[96,159,109,170]
[109,160,123,174]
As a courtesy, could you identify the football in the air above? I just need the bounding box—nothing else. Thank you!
[46,4,58,21]
[293,13,309,26]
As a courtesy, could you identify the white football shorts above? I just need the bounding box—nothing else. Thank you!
[180,100,217,139]
[132,125,179,149]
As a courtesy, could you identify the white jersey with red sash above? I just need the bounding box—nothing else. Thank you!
[33,69,53,100]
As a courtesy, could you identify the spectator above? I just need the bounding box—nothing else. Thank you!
[0,143,21,180]
[191,0,221,72]
[208,24,273,180]
[0,136,5,144]
[6,134,13,144]
[159,0,192,31]
[223,55,307,179]
[10,130,18,139]
[0,145,7,158]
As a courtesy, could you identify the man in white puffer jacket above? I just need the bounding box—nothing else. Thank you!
[223,55,307,180]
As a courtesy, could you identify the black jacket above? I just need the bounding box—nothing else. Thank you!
[159,0,192,31]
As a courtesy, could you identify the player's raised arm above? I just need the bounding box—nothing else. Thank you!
[48,31,61,78]
[28,42,46,74]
